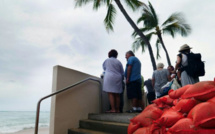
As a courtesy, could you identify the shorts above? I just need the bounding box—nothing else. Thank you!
[126,79,142,100]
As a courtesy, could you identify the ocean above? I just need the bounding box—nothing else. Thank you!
[0,111,50,133]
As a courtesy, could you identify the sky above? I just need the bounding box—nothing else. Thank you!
[0,0,215,111]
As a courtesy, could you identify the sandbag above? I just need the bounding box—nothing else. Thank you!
[143,103,157,111]
[152,98,165,108]
[188,102,215,128]
[130,105,163,127]
[168,117,215,134]
[152,95,174,107]
[162,105,171,113]
[133,127,150,134]
[168,118,194,134]
[181,81,215,101]
[174,98,199,113]
[133,125,166,134]
[173,98,180,106]
[155,108,184,127]
[207,96,215,103]
[161,95,174,106]
[168,85,192,99]
[127,122,140,134]
[150,123,166,134]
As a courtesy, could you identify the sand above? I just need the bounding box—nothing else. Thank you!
[0,127,49,134]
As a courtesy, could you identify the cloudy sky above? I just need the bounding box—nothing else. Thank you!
[0,0,215,111]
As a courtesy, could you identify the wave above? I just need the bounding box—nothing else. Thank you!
[0,111,50,133]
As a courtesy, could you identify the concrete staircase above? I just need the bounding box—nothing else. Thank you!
[68,113,138,134]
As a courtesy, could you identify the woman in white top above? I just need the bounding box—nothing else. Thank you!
[103,49,124,113]
[174,44,199,86]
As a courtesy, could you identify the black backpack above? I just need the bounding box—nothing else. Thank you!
[181,52,205,78]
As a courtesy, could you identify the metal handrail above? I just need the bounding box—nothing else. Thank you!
[34,77,102,134]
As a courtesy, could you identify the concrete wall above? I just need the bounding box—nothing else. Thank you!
[49,65,109,134]
[49,65,148,134]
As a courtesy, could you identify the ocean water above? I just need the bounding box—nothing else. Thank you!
[0,111,50,133]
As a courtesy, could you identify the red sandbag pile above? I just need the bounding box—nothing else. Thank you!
[128,79,215,134]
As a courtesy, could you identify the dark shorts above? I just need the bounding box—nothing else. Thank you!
[126,79,142,100]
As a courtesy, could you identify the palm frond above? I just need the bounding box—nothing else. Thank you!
[75,0,93,7]
[104,4,116,33]
[162,24,176,37]
[138,2,158,29]
[162,12,184,27]
[132,37,145,52]
[125,0,144,11]
[106,0,110,6]
[148,2,158,26]
[132,33,153,53]
[93,0,101,10]
[155,38,161,59]
[131,27,150,38]
[163,21,191,38]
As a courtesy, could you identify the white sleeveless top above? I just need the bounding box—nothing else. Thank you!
[181,53,188,66]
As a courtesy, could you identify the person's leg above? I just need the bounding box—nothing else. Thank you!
[126,82,139,113]
[107,93,116,112]
[132,98,138,107]
[115,93,120,113]
[138,99,144,110]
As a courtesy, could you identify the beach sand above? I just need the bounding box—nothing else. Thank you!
[1,127,49,134]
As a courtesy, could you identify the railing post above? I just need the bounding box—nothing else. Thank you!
[34,100,41,134]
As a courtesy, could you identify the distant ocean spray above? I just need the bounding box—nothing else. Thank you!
[0,111,50,133]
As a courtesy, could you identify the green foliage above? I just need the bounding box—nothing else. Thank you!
[104,4,116,32]
[162,12,191,38]
[132,32,153,53]
[132,1,191,60]
[74,0,144,32]
[138,1,158,29]
[93,0,102,10]
[125,0,144,11]
[75,0,93,8]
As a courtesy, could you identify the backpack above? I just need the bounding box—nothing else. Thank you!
[181,52,205,78]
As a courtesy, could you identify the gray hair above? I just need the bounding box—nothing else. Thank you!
[126,50,135,56]
[157,63,164,69]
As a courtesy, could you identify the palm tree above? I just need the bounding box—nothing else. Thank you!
[132,1,191,66]
[75,0,157,70]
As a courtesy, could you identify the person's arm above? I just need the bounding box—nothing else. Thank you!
[102,60,106,71]
[174,55,181,73]
[167,70,171,81]
[126,65,132,84]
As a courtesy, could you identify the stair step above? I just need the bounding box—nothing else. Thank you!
[68,128,112,134]
[79,119,128,134]
[88,113,138,124]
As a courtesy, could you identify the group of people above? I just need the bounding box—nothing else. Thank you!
[145,44,200,103]
[102,44,200,113]
[102,50,143,113]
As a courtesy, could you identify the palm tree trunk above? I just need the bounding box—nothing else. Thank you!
[114,0,156,70]
[157,33,172,66]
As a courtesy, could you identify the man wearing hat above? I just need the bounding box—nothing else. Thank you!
[174,44,199,86]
